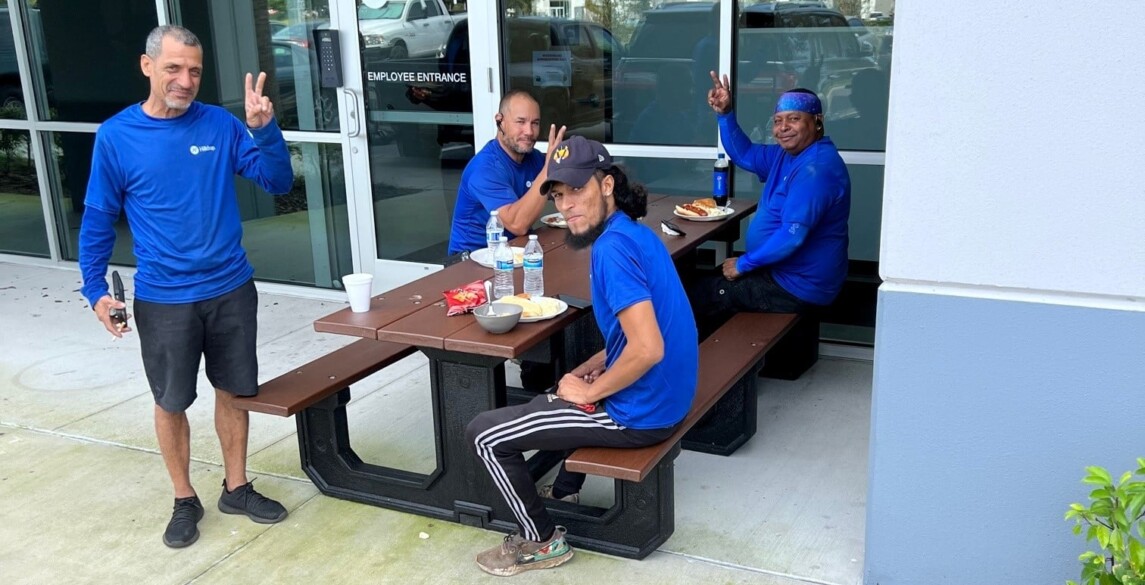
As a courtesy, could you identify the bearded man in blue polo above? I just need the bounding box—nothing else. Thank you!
[466,136,698,576]
[691,73,851,333]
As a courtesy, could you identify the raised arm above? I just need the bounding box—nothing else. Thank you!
[708,71,779,175]
[234,72,293,194]
[497,123,566,235]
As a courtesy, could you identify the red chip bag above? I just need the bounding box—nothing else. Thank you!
[443,280,488,316]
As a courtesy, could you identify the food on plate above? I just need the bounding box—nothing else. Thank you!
[513,251,524,265]
[541,214,567,228]
[675,197,727,218]
[443,280,488,316]
[674,203,710,217]
[495,293,562,318]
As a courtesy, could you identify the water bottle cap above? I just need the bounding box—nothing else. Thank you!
[490,210,499,216]
[528,234,538,240]
[718,153,726,159]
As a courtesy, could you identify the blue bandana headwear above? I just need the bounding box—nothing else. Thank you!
[774,91,822,115]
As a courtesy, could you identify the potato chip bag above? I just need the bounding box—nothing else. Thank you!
[443,280,487,316]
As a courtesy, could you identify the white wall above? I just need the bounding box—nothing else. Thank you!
[868,3,1145,583]
[880,0,1145,300]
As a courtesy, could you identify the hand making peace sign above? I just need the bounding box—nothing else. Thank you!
[245,72,275,129]
[707,70,733,115]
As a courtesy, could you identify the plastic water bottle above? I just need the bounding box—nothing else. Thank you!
[713,153,729,208]
[492,239,515,299]
[523,234,544,297]
[485,210,504,256]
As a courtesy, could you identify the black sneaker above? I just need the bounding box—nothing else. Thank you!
[163,496,204,548]
[217,479,287,524]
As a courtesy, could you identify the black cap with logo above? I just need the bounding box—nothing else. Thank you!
[539,135,613,196]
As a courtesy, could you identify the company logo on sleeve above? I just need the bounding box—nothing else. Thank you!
[189,144,217,155]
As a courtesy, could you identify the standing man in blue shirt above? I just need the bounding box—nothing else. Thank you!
[466,136,698,576]
[691,73,851,332]
[447,89,566,255]
[79,25,294,549]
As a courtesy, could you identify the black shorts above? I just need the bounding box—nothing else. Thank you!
[134,280,259,413]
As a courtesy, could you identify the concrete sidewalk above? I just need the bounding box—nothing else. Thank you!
[0,260,870,585]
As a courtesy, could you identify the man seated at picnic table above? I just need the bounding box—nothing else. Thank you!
[465,136,698,576]
[447,89,566,255]
[690,72,851,336]
[448,89,566,392]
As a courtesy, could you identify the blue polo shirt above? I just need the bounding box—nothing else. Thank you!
[718,112,851,305]
[591,212,698,429]
[447,139,545,254]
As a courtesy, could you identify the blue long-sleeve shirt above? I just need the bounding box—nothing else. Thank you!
[718,111,851,305]
[79,102,293,306]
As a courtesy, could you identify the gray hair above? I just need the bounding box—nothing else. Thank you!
[145,25,201,58]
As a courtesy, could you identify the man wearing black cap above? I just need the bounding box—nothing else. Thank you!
[691,73,851,334]
[465,136,698,576]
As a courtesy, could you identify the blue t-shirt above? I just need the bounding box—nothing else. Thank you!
[718,112,851,305]
[447,139,545,254]
[79,102,293,306]
[591,212,698,429]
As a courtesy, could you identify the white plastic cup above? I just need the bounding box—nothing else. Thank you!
[342,273,374,313]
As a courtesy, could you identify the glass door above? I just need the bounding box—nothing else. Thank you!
[334,0,479,292]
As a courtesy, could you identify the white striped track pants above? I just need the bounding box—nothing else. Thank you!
[466,393,676,542]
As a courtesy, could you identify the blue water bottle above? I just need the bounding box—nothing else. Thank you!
[713,153,729,208]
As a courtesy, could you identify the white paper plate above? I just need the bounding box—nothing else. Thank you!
[470,246,524,268]
[540,212,568,229]
[673,207,734,222]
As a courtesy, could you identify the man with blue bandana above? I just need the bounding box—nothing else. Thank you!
[689,72,851,334]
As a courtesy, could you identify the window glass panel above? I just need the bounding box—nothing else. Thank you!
[27,0,157,123]
[179,0,338,133]
[615,156,712,197]
[243,142,352,287]
[361,3,471,115]
[0,129,46,255]
[502,1,720,146]
[371,122,474,263]
[735,4,891,152]
[0,5,27,119]
[48,132,131,264]
[267,32,339,132]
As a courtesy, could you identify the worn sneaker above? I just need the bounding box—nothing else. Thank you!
[163,496,204,548]
[217,479,287,524]
[475,526,573,577]
[538,484,579,504]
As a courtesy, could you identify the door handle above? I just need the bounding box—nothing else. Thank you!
[342,88,361,137]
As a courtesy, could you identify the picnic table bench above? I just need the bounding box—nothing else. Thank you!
[234,339,415,417]
[536,311,814,558]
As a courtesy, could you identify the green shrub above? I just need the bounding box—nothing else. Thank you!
[1066,459,1145,585]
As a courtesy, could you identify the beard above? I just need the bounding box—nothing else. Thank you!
[508,139,535,155]
[163,98,192,111]
[566,221,605,250]
[565,212,608,250]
